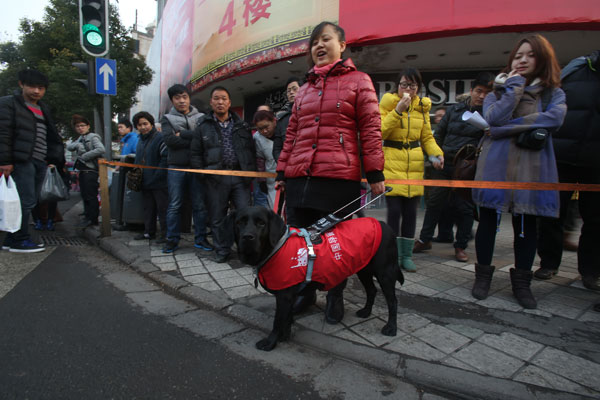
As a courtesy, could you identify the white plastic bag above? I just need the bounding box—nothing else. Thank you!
[0,175,22,233]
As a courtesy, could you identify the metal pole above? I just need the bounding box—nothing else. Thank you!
[93,107,101,137]
[103,94,112,160]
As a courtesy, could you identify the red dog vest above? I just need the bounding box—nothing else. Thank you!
[258,218,382,291]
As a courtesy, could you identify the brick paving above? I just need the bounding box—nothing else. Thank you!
[107,206,600,398]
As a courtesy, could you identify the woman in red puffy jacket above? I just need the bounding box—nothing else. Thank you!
[275,21,385,325]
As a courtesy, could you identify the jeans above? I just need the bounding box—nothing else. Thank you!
[538,164,600,277]
[166,169,208,244]
[7,159,46,242]
[205,175,251,256]
[419,165,475,249]
[79,170,99,223]
[253,179,269,208]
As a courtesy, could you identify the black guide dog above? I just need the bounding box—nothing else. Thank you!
[229,206,404,351]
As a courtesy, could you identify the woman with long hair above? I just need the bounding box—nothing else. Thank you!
[470,34,567,309]
[275,21,385,324]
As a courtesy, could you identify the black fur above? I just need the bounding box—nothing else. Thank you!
[230,206,404,351]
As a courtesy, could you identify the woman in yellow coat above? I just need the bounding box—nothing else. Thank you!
[380,68,444,271]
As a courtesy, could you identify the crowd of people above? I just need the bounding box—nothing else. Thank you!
[1,22,598,313]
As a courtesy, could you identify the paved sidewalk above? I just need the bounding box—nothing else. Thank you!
[86,207,600,399]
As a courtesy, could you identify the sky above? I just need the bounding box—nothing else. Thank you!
[0,0,157,42]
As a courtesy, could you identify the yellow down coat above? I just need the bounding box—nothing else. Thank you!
[380,93,443,197]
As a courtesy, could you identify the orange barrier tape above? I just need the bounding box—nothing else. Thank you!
[99,159,275,178]
[99,159,600,192]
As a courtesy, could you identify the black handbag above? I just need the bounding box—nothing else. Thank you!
[516,128,548,150]
[452,143,480,201]
[126,167,143,192]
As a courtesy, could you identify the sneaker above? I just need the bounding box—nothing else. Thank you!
[2,237,13,250]
[9,239,46,253]
[162,240,179,254]
[134,233,154,240]
[34,220,44,230]
[413,240,432,253]
[46,220,55,231]
[215,253,229,263]
[194,239,214,251]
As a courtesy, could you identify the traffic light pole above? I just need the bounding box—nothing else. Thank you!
[103,94,112,161]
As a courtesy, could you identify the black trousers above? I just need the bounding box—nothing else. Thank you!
[205,175,251,256]
[142,188,168,236]
[385,195,420,238]
[79,170,99,224]
[475,207,537,270]
[538,164,600,278]
[418,165,475,248]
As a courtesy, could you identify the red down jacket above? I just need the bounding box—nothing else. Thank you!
[258,218,382,292]
[276,58,384,182]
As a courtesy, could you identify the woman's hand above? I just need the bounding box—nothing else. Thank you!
[275,180,285,191]
[430,155,444,170]
[395,95,411,114]
[370,181,385,195]
[508,69,521,79]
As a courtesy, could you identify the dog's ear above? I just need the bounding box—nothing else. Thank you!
[268,209,287,248]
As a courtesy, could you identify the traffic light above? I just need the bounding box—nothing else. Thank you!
[72,61,96,95]
[78,0,109,57]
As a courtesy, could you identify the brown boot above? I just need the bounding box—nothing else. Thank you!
[510,268,537,309]
[472,264,495,300]
[454,248,468,262]
[413,240,432,253]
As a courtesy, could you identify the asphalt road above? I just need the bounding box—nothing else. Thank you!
[0,244,324,400]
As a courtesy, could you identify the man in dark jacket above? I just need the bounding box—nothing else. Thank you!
[161,84,212,254]
[0,69,64,253]
[272,77,301,162]
[191,86,256,263]
[414,72,493,262]
[536,51,600,291]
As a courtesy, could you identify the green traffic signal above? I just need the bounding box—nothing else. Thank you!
[82,24,104,47]
[78,0,108,56]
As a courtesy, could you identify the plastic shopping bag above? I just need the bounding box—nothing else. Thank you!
[40,166,70,202]
[0,175,22,233]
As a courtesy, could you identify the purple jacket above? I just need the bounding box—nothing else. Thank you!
[472,75,567,217]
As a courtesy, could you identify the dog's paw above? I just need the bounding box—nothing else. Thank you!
[356,307,372,318]
[256,338,277,351]
[381,323,397,337]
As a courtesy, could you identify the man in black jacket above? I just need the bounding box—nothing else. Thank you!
[191,86,256,263]
[0,69,64,253]
[272,77,300,162]
[414,72,493,262]
[536,51,600,291]
[161,84,212,254]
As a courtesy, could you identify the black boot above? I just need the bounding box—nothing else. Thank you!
[472,264,495,300]
[292,289,316,315]
[510,268,537,309]
[325,280,346,324]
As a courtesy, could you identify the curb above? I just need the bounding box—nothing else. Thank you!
[84,226,595,400]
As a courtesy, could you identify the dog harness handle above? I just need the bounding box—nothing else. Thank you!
[296,228,316,282]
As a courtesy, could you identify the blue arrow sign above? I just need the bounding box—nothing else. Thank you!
[95,58,117,96]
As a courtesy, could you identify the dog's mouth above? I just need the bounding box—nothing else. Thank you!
[238,240,265,266]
